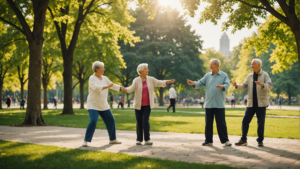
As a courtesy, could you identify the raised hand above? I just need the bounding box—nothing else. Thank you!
[232,82,237,87]
[186,79,195,86]
[167,79,176,84]
[108,83,114,88]
[254,81,264,87]
[216,85,224,89]
[121,87,127,92]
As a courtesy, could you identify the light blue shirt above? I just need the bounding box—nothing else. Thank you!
[194,70,230,108]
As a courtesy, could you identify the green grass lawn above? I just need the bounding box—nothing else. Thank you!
[0,140,245,169]
[153,107,300,116]
[0,108,298,139]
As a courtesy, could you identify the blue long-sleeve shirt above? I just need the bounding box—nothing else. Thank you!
[194,70,230,108]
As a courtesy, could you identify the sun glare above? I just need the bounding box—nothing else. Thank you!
[159,0,175,6]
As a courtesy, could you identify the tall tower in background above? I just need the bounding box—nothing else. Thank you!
[219,32,231,61]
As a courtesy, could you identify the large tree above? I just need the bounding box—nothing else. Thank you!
[47,0,141,114]
[0,0,50,125]
[120,8,204,106]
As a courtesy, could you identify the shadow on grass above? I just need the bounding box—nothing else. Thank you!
[0,140,243,169]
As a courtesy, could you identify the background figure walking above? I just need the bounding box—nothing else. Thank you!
[20,97,26,109]
[167,84,177,113]
[109,93,114,108]
[200,95,205,108]
[231,94,235,108]
[278,95,283,109]
[6,96,11,108]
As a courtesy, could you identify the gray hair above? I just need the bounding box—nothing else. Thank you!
[210,59,221,66]
[92,61,104,72]
[171,84,174,87]
[137,63,148,75]
[252,58,262,66]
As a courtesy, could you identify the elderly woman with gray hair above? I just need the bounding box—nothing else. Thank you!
[82,61,124,147]
[122,63,175,145]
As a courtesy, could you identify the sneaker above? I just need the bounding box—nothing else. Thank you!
[202,142,213,146]
[82,141,87,147]
[235,140,247,146]
[136,141,142,145]
[145,140,153,145]
[109,140,122,144]
[258,142,264,147]
[167,108,169,112]
[224,141,232,146]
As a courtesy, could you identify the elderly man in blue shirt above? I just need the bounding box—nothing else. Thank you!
[187,59,231,146]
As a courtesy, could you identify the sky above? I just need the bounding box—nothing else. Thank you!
[129,0,265,53]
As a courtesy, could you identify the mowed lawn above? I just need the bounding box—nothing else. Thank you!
[0,108,298,139]
[0,140,244,169]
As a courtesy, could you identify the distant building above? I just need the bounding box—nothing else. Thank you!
[219,32,232,61]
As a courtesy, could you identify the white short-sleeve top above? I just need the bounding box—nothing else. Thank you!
[87,74,121,111]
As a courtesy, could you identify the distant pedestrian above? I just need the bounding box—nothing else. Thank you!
[6,96,11,108]
[167,84,177,113]
[200,95,205,108]
[244,94,248,106]
[20,97,26,109]
[109,93,114,108]
[117,95,122,108]
[231,94,235,108]
[121,95,124,109]
[53,97,57,109]
[278,95,283,109]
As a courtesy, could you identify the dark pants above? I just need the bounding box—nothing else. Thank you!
[205,108,229,143]
[168,99,175,112]
[117,102,123,109]
[241,107,266,143]
[135,105,151,141]
[84,109,116,142]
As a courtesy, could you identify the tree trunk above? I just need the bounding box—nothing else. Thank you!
[20,82,24,100]
[43,83,48,109]
[62,58,74,114]
[159,87,164,106]
[0,81,2,109]
[79,79,84,109]
[23,41,45,125]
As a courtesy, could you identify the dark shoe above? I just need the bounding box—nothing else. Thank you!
[202,142,213,146]
[167,108,169,112]
[235,140,247,146]
[258,142,264,147]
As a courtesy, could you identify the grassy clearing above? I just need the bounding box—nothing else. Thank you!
[0,108,298,139]
[0,140,245,169]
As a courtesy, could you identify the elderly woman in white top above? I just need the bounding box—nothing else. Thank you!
[82,61,123,147]
[122,63,175,145]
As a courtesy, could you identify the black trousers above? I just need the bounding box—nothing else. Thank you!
[205,108,229,143]
[135,106,151,141]
[241,107,266,142]
[168,99,176,112]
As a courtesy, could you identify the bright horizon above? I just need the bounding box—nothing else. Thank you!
[130,0,264,53]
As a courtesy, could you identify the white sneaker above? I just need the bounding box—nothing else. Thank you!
[109,140,122,144]
[136,141,142,145]
[225,141,232,146]
[82,141,87,147]
[145,140,153,145]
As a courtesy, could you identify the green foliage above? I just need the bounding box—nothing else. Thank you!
[123,7,204,87]
[246,8,298,73]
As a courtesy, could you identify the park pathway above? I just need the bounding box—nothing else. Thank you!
[0,125,299,169]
